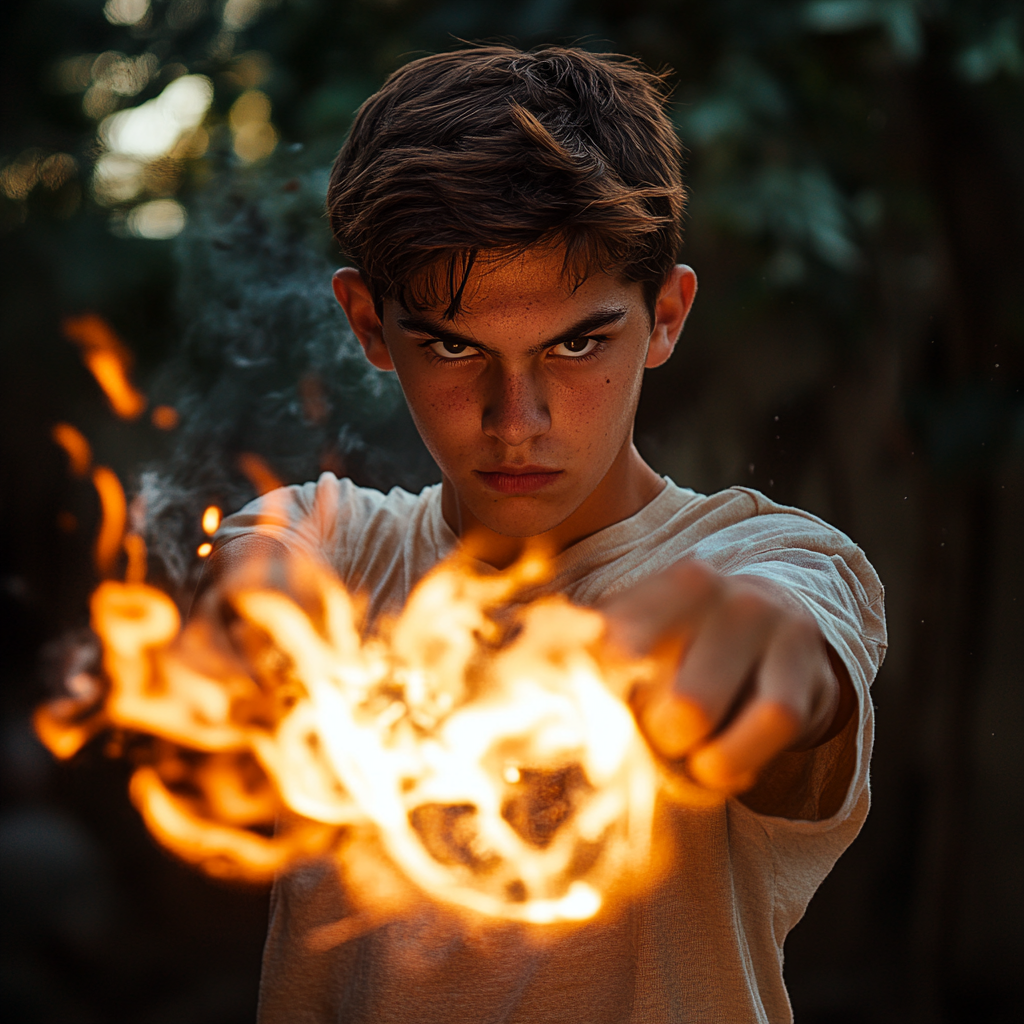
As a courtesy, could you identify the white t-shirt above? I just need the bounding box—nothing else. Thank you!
[216,474,886,1024]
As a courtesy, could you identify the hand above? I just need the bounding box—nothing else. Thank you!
[179,534,300,687]
[601,560,852,794]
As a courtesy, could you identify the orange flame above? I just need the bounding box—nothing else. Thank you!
[197,542,213,558]
[51,422,92,477]
[123,533,148,584]
[38,313,693,929]
[63,313,146,420]
[92,466,127,576]
[34,548,677,926]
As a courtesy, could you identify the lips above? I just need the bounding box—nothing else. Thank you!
[474,466,564,495]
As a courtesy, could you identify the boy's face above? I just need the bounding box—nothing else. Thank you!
[334,248,696,549]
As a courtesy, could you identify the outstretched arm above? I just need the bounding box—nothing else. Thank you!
[601,559,856,795]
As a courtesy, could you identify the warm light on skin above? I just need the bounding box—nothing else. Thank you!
[332,250,697,568]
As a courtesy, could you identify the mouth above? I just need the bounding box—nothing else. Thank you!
[474,466,564,495]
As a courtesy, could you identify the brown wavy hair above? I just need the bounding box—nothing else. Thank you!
[327,44,685,320]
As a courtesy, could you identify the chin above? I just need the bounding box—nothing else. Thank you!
[471,500,575,540]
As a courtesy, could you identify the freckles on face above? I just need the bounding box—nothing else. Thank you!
[402,372,483,469]
[380,252,653,529]
[565,361,644,457]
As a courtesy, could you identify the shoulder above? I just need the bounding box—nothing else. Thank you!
[215,473,443,565]
[680,486,885,643]
[680,486,860,564]
[575,482,862,587]
[568,481,885,653]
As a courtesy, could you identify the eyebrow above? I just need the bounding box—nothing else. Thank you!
[395,306,630,356]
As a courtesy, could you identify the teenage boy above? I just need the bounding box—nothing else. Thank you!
[207,44,885,1024]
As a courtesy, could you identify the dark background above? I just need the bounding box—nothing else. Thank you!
[1,1,1021,1021]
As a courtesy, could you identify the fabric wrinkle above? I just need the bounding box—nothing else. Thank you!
[214,473,886,1024]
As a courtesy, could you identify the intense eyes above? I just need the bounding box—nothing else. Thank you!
[551,337,600,358]
[425,337,602,361]
[429,339,477,360]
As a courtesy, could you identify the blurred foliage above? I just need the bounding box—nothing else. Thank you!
[1,1,1022,1022]
[142,155,430,590]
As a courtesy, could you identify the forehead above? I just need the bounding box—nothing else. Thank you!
[402,247,644,328]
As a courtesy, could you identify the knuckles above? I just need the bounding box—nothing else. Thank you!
[771,611,828,667]
[668,558,721,600]
[625,565,831,776]
[716,588,778,632]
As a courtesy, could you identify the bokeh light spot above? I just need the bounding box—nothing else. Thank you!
[151,405,180,430]
[92,153,144,205]
[127,199,187,239]
[230,90,278,163]
[103,0,150,27]
[100,75,213,161]
[223,0,276,32]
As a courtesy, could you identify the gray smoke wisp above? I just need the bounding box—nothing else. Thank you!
[138,154,435,598]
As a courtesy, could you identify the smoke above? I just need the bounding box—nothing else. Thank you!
[139,151,435,596]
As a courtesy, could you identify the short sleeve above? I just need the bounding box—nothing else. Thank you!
[213,473,388,574]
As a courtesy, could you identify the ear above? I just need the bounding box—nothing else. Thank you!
[645,265,697,370]
[332,268,395,371]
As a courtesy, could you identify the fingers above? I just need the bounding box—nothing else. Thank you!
[601,560,720,659]
[633,686,713,762]
[669,591,780,741]
[632,579,785,761]
[687,616,834,793]
[605,562,723,756]
[687,703,800,793]
[613,562,840,794]
[168,614,256,693]
[182,535,299,688]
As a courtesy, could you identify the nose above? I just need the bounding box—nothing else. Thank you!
[481,368,551,447]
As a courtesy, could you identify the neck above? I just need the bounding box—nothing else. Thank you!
[441,438,665,569]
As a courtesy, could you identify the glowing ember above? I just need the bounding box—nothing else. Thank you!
[123,533,148,584]
[51,422,92,477]
[151,404,180,430]
[63,313,147,420]
[35,537,666,925]
[201,506,222,535]
[196,542,213,558]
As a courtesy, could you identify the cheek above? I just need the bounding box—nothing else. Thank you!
[402,376,480,444]
[552,369,641,444]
